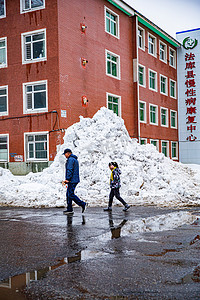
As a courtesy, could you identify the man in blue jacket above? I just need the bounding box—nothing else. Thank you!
[63,148,87,215]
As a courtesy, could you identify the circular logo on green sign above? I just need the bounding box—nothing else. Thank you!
[183,37,198,49]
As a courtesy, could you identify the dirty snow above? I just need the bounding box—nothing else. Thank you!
[1,107,200,208]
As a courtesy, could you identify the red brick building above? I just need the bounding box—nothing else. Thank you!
[0,0,180,174]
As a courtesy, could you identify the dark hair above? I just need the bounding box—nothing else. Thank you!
[109,162,119,168]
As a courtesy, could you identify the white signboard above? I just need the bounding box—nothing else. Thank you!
[177,28,200,164]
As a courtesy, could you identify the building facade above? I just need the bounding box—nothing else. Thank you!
[177,28,200,164]
[0,0,180,174]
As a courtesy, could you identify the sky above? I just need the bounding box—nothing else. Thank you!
[124,0,200,38]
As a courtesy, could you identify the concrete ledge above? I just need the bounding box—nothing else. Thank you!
[0,162,53,175]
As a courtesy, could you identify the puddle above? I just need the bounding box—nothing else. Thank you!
[0,247,112,300]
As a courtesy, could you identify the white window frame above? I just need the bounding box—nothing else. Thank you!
[149,104,158,125]
[0,133,9,162]
[161,140,169,157]
[150,139,159,151]
[159,41,167,63]
[20,0,45,14]
[138,64,146,87]
[170,79,176,99]
[139,100,146,123]
[23,80,48,114]
[0,0,6,18]
[170,110,177,129]
[0,85,8,116]
[160,107,168,127]
[0,37,7,68]
[104,6,119,39]
[21,28,47,64]
[140,138,147,145]
[160,74,168,96]
[148,33,157,57]
[169,47,176,68]
[105,49,121,80]
[149,69,157,92]
[171,141,178,160]
[106,92,121,117]
[24,131,49,162]
[138,26,145,51]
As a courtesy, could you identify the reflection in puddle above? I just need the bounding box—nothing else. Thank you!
[0,248,110,299]
[108,211,128,239]
[182,265,200,283]
[0,259,66,300]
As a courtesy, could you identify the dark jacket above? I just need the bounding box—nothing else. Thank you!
[110,168,121,189]
[65,154,80,184]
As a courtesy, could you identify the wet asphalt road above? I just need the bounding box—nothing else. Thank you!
[0,206,200,300]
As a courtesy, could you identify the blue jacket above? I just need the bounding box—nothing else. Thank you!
[65,154,80,183]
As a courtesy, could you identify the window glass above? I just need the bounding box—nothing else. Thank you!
[25,82,47,112]
[105,9,118,37]
[172,142,177,158]
[162,141,168,156]
[149,71,156,90]
[0,87,7,114]
[150,105,157,124]
[160,76,166,94]
[0,38,6,66]
[0,0,5,17]
[23,30,46,63]
[27,134,47,160]
[23,0,44,11]
[171,111,176,127]
[108,95,119,116]
[170,80,176,98]
[161,108,167,126]
[0,136,8,161]
[106,52,119,78]
[139,102,145,122]
[139,66,144,85]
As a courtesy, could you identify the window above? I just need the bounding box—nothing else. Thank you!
[170,79,176,98]
[140,138,147,145]
[149,69,157,91]
[138,65,145,87]
[159,41,167,63]
[150,139,159,151]
[25,132,48,161]
[150,104,158,125]
[160,107,168,127]
[139,101,146,123]
[0,86,8,116]
[161,141,169,157]
[0,37,7,68]
[106,50,120,79]
[107,93,121,116]
[105,7,119,38]
[22,29,46,64]
[169,48,176,68]
[171,142,178,159]
[0,135,8,161]
[23,80,47,113]
[160,75,167,95]
[170,110,177,128]
[138,26,145,50]
[21,0,45,12]
[148,33,156,56]
[0,0,6,18]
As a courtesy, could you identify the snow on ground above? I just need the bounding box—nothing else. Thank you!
[1,107,200,208]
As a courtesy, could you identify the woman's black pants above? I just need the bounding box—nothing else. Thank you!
[109,188,127,207]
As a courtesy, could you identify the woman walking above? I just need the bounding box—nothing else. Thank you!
[104,162,130,212]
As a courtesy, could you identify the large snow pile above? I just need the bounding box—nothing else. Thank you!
[1,107,200,208]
